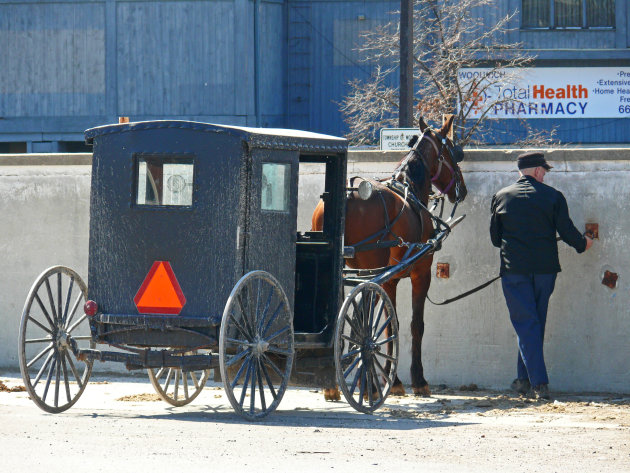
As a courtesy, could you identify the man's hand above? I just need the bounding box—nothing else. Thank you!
[584,235,594,251]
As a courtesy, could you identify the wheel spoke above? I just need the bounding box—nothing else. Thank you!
[349,300,365,337]
[261,353,284,379]
[26,337,53,344]
[237,294,256,341]
[254,279,262,329]
[348,358,363,396]
[226,347,251,367]
[341,333,362,346]
[257,287,274,333]
[228,311,253,342]
[67,314,87,334]
[26,343,54,368]
[189,371,200,390]
[182,371,189,400]
[154,367,167,380]
[238,359,253,407]
[369,361,384,402]
[357,363,367,406]
[230,354,252,390]
[343,353,362,378]
[259,358,277,400]
[34,294,55,330]
[264,325,290,344]
[374,351,397,363]
[69,335,92,341]
[249,357,257,413]
[341,347,361,361]
[375,334,397,346]
[256,359,266,412]
[366,360,374,405]
[367,290,375,332]
[64,293,83,330]
[373,354,393,388]
[62,277,75,326]
[374,315,394,339]
[224,337,254,348]
[54,360,61,407]
[57,273,62,329]
[371,300,385,337]
[32,351,54,387]
[162,368,173,393]
[173,370,180,401]
[44,278,59,322]
[265,347,292,357]
[27,315,52,335]
[261,302,284,338]
[64,350,84,389]
[61,351,71,404]
[42,357,57,402]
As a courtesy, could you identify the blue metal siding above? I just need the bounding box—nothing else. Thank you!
[287,0,397,135]
[116,1,237,117]
[0,2,106,117]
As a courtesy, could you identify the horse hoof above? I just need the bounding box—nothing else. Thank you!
[323,388,341,401]
[413,385,431,397]
[390,384,406,397]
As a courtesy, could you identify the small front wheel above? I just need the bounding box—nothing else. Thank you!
[219,271,294,420]
[335,282,398,414]
[148,351,210,407]
[18,266,94,413]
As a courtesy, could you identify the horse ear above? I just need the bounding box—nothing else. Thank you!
[418,117,429,132]
[439,114,455,137]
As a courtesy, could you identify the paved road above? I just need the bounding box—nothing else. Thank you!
[1,373,628,473]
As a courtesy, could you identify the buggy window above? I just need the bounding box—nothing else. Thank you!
[261,162,290,212]
[135,155,194,206]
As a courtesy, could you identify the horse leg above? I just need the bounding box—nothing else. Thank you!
[410,266,431,397]
[383,279,406,396]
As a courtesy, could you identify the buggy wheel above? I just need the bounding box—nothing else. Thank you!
[219,271,294,420]
[335,282,398,414]
[18,266,94,413]
[147,352,210,407]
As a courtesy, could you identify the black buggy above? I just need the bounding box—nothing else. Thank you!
[18,120,459,419]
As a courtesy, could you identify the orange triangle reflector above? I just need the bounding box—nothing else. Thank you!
[134,261,186,315]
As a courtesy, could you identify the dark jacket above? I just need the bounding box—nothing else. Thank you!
[490,175,586,275]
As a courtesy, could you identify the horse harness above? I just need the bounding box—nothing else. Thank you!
[347,131,461,256]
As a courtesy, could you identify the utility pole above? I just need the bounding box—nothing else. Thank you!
[399,0,414,127]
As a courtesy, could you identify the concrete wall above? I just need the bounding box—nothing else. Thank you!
[1,150,629,393]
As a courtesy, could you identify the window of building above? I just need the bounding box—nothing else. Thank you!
[522,0,615,29]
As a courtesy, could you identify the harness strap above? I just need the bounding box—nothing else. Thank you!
[426,275,500,306]
[347,181,408,254]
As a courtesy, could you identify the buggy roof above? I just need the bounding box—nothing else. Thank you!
[85,120,347,152]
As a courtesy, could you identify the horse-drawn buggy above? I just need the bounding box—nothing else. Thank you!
[18,119,466,419]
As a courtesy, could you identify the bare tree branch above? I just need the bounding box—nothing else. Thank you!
[342,0,560,147]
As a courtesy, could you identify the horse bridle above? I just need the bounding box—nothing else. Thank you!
[418,130,464,202]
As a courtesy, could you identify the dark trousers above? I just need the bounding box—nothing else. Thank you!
[501,273,557,387]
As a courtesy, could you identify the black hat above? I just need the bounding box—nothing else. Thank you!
[517,152,552,170]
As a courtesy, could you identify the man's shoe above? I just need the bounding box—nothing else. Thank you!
[510,378,530,394]
[530,384,550,400]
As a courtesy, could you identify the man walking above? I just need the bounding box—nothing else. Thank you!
[490,152,593,399]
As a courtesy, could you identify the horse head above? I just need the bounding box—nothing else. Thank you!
[395,116,467,204]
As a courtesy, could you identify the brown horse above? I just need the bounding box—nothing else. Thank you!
[312,115,467,398]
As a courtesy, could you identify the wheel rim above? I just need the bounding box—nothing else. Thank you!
[148,352,210,407]
[18,266,94,413]
[335,282,398,413]
[219,271,294,420]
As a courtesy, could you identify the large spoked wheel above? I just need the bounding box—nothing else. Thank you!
[147,352,210,407]
[18,266,94,413]
[219,271,294,420]
[335,282,399,414]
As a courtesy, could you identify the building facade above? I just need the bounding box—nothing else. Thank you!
[0,0,628,151]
